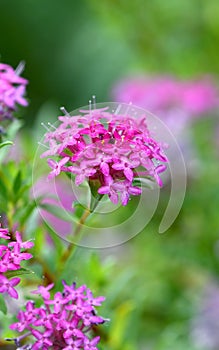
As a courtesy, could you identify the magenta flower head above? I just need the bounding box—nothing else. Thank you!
[0,61,28,132]
[0,226,34,300]
[9,280,108,349]
[41,101,168,207]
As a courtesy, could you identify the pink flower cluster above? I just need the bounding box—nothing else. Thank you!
[112,76,219,132]
[0,227,33,299]
[0,62,28,124]
[10,280,107,349]
[41,107,168,206]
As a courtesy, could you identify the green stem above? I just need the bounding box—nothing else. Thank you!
[75,207,91,236]
[56,182,105,278]
[57,207,91,275]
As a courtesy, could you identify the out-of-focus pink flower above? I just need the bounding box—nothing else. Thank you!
[112,75,219,132]
[33,177,76,237]
[181,79,219,116]
[0,61,28,130]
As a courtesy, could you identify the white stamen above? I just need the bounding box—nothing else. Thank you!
[126,103,132,115]
[47,122,56,129]
[38,142,49,149]
[15,61,25,76]
[89,100,92,116]
[60,106,70,116]
[92,95,96,109]
[115,104,121,115]
[41,122,50,131]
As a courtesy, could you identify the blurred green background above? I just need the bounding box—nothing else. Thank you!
[1,0,219,349]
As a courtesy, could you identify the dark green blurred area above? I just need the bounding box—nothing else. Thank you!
[1,0,219,125]
[0,0,134,125]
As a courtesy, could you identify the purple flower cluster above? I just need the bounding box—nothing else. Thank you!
[112,75,219,135]
[41,107,168,206]
[10,280,108,349]
[0,227,33,299]
[0,62,28,128]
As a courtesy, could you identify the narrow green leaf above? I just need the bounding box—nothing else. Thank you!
[5,267,34,279]
[0,176,8,199]
[0,140,13,149]
[18,200,38,226]
[0,176,8,211]
[13,170,22,195]
[14,183,31,202]
[18,195,45,226]
[0,196,8,212]
[0,294,7,315]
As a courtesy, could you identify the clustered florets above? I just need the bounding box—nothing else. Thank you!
[0,227,33,299]
[9,280,108,350]
[0,62,28,131]
[41,107,168,206]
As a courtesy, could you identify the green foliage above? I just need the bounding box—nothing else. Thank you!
[0,141,13,149]
[0,161,34,229]
[5,267,34,279]
[0,119,23,163]
[0,294,7,315]
[89,0,219,76]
